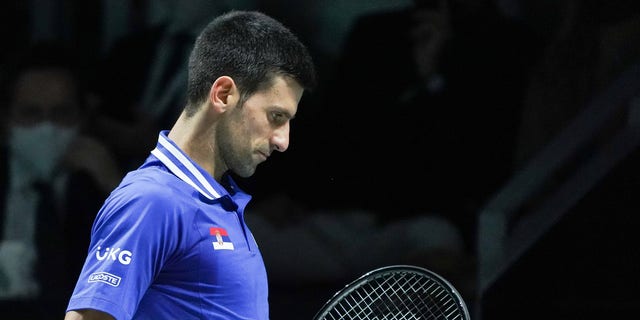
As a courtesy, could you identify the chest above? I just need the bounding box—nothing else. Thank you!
[155,206,267,297]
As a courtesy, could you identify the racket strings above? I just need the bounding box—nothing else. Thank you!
[321,271,465,320]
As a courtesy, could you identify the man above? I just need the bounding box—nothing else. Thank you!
[64,10,316,320]
[0,42,122,318]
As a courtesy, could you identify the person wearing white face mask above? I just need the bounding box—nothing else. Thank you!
[0,42,123,319]
[9,118,78,182]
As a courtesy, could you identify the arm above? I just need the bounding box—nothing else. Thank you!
[63,135,123,193]
[64,309,115,320]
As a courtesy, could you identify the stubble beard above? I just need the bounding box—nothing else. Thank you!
[216,118,257,178]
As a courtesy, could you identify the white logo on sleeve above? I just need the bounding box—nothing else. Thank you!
[95,246,133,265]
[88,272,122,287]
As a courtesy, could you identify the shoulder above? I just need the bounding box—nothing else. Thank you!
[116,166,192,203]
[86,166,204,259]
[95,166,199,229]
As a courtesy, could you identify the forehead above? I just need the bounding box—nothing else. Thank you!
[12,68,78,109]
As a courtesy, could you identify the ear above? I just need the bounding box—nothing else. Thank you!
[209,76,238,113]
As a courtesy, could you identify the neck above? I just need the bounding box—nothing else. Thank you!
[168,110,222,180]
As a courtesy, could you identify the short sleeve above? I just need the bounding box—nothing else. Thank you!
[66,181,187,319]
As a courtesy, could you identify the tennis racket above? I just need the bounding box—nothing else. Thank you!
[313,265,470,320]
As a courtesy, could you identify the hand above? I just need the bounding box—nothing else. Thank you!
[62,135,123,193]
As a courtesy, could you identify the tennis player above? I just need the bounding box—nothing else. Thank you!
[64,10,316,320]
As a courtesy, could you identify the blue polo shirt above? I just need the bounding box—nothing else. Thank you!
[67,131,269,320]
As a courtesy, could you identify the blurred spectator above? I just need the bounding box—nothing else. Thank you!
[319,0,539,251]
[247,192,475,319]
[0,42,123,319]
[91,0,234,170]
[514,0,640,168]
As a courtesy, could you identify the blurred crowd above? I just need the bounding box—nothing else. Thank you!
[1,0,639,319]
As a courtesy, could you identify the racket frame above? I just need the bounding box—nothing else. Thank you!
[313,264,470,320]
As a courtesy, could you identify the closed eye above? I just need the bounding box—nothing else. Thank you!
[270,110,290,126]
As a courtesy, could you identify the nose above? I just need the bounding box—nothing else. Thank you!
[271,125,290,152]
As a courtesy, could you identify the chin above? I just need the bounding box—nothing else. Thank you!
[234,166,256,178]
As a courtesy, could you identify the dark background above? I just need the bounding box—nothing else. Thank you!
[2,0,640,319]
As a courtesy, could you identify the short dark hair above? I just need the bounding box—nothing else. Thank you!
[185,10,317,114]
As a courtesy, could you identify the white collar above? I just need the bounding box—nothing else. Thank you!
[150,131,224,200]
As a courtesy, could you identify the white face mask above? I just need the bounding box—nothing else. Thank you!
[8,122,77,181]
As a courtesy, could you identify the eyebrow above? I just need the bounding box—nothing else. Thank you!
[271,106,295,120]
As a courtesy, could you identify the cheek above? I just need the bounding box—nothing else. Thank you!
[231,108,272,147]
[243,112,271,137]
[228,117,258,150]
